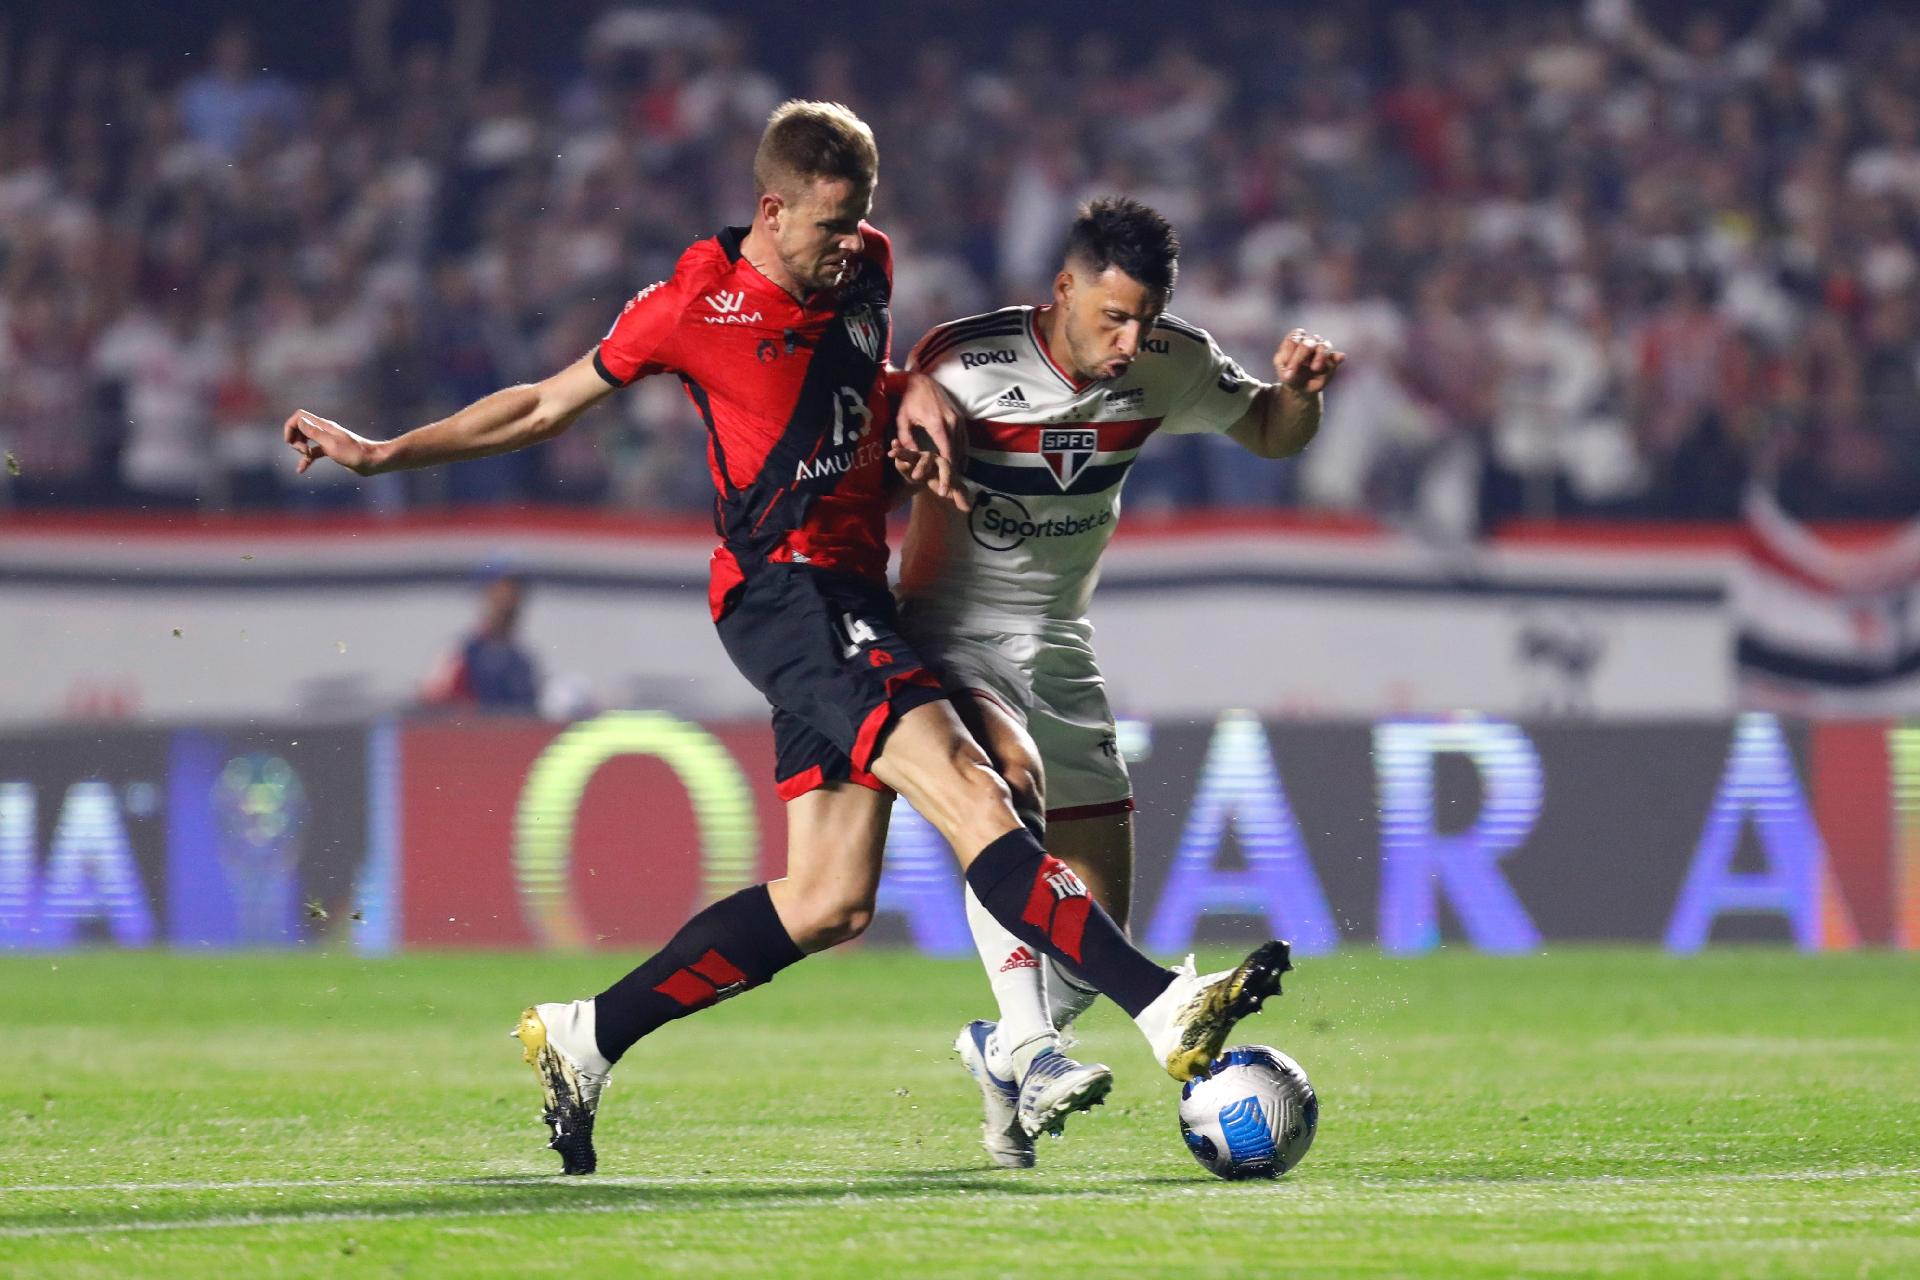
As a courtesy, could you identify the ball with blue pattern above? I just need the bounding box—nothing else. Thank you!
[1177,1045,1317,1180]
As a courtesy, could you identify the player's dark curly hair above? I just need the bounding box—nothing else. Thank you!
[1064,197,1180,295]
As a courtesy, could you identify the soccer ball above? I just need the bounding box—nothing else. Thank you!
[1178,1045,1317,1180]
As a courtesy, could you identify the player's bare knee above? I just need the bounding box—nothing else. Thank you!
[953,737,1015,800]
[833,902,875,944]
[956,756,1019,834]
[914,736,1014,814]
[807,902,874,949]
[784,886,875,950]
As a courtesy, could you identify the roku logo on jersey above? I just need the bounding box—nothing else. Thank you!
[703,291,761,324]
[961,349,1018,369]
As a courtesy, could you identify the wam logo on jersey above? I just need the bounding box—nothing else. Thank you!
[703,290,762,324]
[1040,428,1098,490]
[842,306,883,361]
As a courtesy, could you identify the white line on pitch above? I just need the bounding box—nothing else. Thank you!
[2,1165,1914,1199]
[0,1202,656,1239]
[0,1175,859,1195]
[2,1168,1918,1241]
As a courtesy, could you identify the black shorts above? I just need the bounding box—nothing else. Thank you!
[715,564,949,800]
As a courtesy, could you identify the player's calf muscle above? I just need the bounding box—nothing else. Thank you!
[770,785,891,951]
[1049,815,1134,923]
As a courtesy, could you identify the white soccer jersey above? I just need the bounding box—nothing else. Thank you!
[899,305,1260,622]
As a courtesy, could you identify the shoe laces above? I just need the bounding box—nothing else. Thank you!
[1022,1050,1078,1087]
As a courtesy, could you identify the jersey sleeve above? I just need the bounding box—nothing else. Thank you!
[903,324,980,416]
[903,324,940,374]
[1158,326,1263,436]
[594,277,689,387]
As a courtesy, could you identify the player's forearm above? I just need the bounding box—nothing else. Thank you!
[1245,384,1321,458]
[368,384,555,473]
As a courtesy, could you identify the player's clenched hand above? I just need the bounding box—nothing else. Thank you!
[890,439,974,513]
[889,439,937,487]
[892,371,970,512]
[283,410,381,477]
[1272,329,1345,395]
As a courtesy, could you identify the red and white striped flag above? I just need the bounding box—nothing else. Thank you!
[1737,487,1920,714]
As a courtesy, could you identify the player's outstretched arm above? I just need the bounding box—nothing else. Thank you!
[283,353,616,477]
[883,369,970,513]
[1226,328,1345,459]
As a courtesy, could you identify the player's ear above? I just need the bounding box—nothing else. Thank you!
[1053,269,1075,307]
[758,189,785,233]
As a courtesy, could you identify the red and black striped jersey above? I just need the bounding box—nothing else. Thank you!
[595,224,896,619]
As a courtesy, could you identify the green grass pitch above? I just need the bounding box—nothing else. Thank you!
[3,947,1917,1277]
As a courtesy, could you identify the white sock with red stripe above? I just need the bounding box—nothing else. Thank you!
[964,884,1057,1077]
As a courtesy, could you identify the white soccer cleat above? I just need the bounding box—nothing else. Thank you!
[954,1020,1034,1169]
[511,999,612,1175]
[1015,1047,1113,1139]
[1135,940,1293,1082]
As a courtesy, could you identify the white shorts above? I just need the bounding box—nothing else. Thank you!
[899,610,1132,820]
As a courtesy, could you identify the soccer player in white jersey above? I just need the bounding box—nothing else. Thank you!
[897,197,1344,1166]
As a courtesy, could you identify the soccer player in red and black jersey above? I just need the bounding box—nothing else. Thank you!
[283,101,1290,1175]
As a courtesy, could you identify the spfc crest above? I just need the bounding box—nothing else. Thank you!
[1040,428,1097,490]
[842,305,884,362]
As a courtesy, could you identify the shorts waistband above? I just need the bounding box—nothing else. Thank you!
[895,600,1094,641]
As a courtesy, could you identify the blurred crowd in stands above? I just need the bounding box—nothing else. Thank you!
[1,0,1916,531]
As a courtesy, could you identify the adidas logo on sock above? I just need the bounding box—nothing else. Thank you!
[994,386,1030,409]
[1000,946,1040,972]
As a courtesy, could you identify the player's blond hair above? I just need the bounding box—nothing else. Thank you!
[752,100,878,198]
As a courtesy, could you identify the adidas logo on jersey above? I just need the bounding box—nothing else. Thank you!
[703,290,761,324]
[994,386,1030,409]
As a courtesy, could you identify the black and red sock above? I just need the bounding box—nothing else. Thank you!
[964,829,1171,1017]
[592,883,803,1064]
